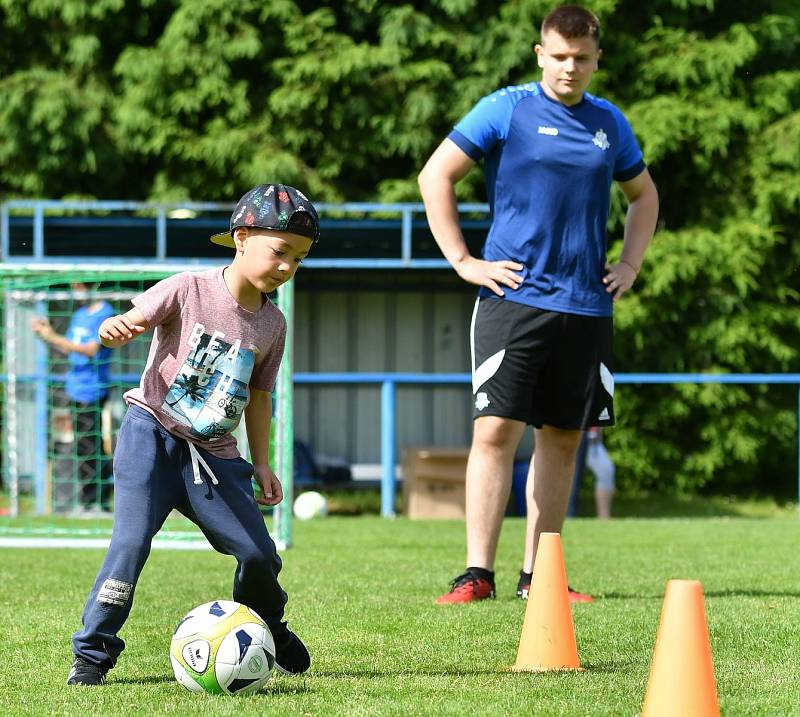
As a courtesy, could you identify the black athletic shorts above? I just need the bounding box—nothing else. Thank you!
[470,296,615,429]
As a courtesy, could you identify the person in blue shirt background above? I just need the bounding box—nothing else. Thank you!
[419,4,659,604]
[32,282,116,512]
[567,427,615,520]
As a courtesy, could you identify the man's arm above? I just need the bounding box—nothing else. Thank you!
[31,318,102,357]
[418,138,523,296]
[245,388,283,506]
[603,168,659,301]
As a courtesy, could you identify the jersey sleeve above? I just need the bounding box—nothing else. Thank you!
[449,90,516,161]
[611,107,646,182]
[131,272,188,327]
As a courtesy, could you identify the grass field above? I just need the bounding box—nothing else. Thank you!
[2,513,800,716]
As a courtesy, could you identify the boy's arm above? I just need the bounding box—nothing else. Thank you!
[245,388,283,506]
[98,307,150,348]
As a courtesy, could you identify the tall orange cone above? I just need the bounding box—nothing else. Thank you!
[510,532,582,672]
[641,579,720,716]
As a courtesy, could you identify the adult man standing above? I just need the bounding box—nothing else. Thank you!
[418,4,658,603]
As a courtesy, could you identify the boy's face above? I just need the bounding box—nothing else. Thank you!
[535,29,601,106]
[233,228,313,293]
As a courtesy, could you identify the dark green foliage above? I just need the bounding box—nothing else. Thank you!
[0,0,797,495]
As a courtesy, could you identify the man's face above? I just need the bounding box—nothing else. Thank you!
[535,29,601,106]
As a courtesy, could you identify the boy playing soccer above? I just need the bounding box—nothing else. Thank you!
[67,183,318,686]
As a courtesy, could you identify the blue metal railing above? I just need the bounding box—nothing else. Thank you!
[0,199,491,268]
[293,372,800,516]
[3,371,799,517]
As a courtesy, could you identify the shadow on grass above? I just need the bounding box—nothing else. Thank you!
[113,674,313,695]
[595,588,800,601]
[312,662,636,677]
[112,674,176,686]
[705,588,800,599]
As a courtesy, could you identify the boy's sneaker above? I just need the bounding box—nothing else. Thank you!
[67,656,107,686]
[515,570,594,603]
[271,624,311,675]
[436,570,496,604]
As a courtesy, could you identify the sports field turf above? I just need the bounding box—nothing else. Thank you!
[2,514,799,716]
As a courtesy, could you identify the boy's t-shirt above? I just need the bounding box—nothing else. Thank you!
[124,267,286,458]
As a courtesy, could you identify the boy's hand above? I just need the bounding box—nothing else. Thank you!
[99,314,147,348]
[253,464,283,506]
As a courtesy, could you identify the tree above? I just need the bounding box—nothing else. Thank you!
[0,0,797,496]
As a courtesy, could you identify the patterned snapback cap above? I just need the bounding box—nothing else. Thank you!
[210,183,320,247]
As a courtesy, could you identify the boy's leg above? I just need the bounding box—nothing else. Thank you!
[182,450,308,673]
[183,453,287,623]
[71,408,179,676]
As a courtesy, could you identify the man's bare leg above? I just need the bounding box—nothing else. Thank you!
[521,425,582,573]
[465,415,526,570]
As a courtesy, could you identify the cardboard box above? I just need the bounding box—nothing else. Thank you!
[402,447,469,519]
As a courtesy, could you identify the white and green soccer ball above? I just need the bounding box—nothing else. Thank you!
[170,600,275,695]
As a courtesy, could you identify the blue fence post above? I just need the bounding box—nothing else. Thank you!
[33,204,44,259]
[381,380,397,517]
[34,300,49,514]
[156,208,167,260]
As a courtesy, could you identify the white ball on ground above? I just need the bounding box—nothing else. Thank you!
[293,491,329,520]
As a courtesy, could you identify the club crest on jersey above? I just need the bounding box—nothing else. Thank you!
[592,129,610,150]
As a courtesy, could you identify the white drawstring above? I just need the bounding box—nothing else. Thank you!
[188,442,219,486]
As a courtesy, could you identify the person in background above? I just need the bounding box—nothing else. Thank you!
[567,427,615,519]
[32,283,115,512]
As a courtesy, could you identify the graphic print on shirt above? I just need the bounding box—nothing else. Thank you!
[161,323,254,441]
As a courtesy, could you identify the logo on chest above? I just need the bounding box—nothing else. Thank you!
[537,126,559,136]
[592,129,611,150]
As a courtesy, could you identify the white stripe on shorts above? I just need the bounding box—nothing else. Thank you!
[470,298,506,393]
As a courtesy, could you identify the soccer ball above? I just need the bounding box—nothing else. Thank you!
[170,600,275,695]
[293,490,329,520]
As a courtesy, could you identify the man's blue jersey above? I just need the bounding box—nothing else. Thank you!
[449,82,645,317]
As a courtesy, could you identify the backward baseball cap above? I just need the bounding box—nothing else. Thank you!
[210,183,320,248]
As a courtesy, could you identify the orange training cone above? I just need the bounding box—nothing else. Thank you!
[510,532,582,672]
[641,579,720,716]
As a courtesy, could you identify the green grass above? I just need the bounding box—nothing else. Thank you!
[2,514,800,716]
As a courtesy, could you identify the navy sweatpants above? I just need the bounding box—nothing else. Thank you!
[72,406,287,669]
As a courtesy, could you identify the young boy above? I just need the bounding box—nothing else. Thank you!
[67,183,319,686]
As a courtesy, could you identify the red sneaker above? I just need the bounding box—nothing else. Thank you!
[436,571,496,604]
[567,586,594,603]
[516,571,594,603]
